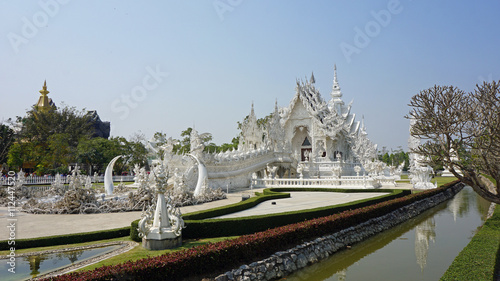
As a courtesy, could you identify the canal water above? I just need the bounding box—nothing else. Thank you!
[0,244,121,281]
[283,186,491,281]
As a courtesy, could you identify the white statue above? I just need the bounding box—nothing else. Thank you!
[138,163,184,250]
[408,118,435,189]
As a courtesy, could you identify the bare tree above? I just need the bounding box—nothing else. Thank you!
[407,81,500,204]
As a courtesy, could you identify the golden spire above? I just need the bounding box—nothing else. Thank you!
[36,80,51,111]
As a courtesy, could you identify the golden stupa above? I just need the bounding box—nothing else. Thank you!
[36,80,53,111]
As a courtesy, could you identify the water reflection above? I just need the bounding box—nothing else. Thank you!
[24,254,48,277]
[21,250,85,278]
[414,217,435,271]
[0,245,119,281]
[283,186,489,281]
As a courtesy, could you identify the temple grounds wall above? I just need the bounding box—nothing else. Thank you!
[214,183,463,281]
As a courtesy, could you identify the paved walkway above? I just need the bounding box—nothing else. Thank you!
[1,183,412,240]
[215,192,388,219]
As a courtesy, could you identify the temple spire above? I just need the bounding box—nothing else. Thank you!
[331,64,342,99]
[334,64,338,84]
[310,72,316,84]
[36,80,52,111]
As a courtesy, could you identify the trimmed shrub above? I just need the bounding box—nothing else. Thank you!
[0,227,130,250]
[130,220,141,242]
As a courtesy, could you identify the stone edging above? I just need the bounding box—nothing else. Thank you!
[213,184,464,281]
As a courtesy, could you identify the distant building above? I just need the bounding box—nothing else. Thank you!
[86,110,110,139]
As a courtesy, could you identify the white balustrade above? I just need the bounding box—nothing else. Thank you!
[252,175,397,189]
[0,175,135,186]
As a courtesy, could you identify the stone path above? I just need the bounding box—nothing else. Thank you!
[214,192,388,219]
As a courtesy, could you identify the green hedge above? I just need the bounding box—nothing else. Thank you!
[0,226,130,251]
[441,204,500,281]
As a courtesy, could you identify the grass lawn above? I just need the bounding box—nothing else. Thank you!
[441,205,500,281]
[433,176,458,187]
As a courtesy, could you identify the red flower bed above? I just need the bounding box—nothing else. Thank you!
[43,181,459,281]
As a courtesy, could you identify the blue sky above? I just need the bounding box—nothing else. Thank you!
[1,1,499,151]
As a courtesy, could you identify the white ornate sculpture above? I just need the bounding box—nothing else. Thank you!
[240,103,265,151]
[138,163,184,250]
[354,165,362,177]
[332,165,342,178]
[266,100,285,152]
[408,118,436,189]
[190,129,211,160]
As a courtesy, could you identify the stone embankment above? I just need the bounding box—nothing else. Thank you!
[213,184,464,281]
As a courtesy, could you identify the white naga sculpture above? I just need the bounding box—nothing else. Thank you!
[408,118,436,189]
[138,163,184,250]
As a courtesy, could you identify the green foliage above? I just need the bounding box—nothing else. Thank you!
[77,136,147,175]
[0,227,130,250]
[441,205,500,281]
[8,105,94,173]
[378,148,410,171]
[130,220,141,242]
[0,123,14,165]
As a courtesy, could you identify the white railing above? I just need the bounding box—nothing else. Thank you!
[252,175,398,189]
[300,161,364,177]
[0,175,135,186]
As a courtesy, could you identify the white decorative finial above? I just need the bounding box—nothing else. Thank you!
[334,64,337,84]
[331,64,342,98]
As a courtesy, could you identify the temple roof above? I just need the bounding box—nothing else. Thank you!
[281,67,360,139]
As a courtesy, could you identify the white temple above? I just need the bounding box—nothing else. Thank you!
[151,66,399,191]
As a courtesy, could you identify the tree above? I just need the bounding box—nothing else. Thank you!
[172,127,213,154]
[0,122,14,165]
[16,104,93,147]
[407,82,500,203]
[10,104,94,174]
